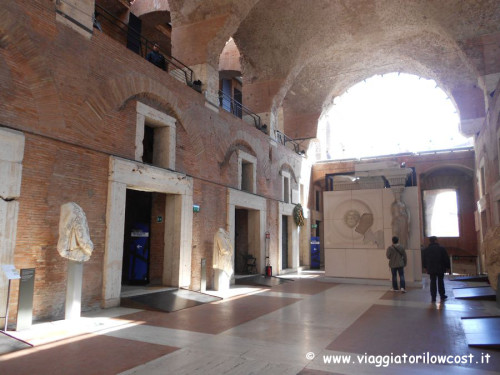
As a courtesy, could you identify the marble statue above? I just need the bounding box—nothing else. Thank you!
[213,228,234,291]
[391,198,410,249]
[57,202,94,262]
[483,225,500,290]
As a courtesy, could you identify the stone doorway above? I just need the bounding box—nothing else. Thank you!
[228,189,266,276]
[103,157,193,308]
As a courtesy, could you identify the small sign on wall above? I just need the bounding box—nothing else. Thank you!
[1,265,20,280]
[193,204,200,213]
[157,216,163,223]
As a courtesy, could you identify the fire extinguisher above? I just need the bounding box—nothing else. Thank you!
[265,257,272,277]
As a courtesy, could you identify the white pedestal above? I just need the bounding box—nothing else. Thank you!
[65,261,83,320]
[214,269,230,292]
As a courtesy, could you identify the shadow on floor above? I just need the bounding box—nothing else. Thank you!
[120,288,222,313]
[234,274,293,287]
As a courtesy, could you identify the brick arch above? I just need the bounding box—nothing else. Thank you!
[420,165,474,190]
[205,1,260,68]
[77,72,195,129]
[279,163,298,184]
[0,3,65,130]
[130,0,170,18]
[219,139,256,169]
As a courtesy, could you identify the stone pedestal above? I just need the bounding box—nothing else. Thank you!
[65,261,83,320]
[214,269,230,292]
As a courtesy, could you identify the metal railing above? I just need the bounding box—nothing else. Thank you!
[275,130,301,153]
[94,4,194,87]
[218,90,262,130]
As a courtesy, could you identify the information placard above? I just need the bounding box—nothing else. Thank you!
[2,265,20,280]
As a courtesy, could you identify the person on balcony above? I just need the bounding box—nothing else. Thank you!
[146,43,166,71]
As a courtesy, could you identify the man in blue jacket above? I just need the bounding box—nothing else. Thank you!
[423,236,450,302]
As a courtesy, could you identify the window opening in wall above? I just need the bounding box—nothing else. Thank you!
[234,88,243,118]
[481,210,488,240]
[315,190,320,211]
[241,161,253,193]
[423,189,459,237]
[480,166,486,197]
[284,177,290,203]
[317,73,472,160]
[143,125,154,164]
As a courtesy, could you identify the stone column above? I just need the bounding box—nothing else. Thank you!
[0,127,24,328]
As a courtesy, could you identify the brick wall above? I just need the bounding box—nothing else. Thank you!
[1,0,306,322]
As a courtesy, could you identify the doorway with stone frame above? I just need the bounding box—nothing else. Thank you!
[228,189,266,280]
[278,202,300,274]
[103,157,193,308]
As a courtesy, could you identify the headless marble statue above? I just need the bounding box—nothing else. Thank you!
[57,202,94,262]
[213,228,234,291]
[391,199,410,249]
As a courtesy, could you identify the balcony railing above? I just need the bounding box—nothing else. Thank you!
[218,90,262,130]
[94,4,194,88]
[275,130,301,153]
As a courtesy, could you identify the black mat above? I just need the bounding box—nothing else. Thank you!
[453,286,496,300]
[451,275,489,283]
[120,289,221,313]
[234,274,293,287]
[462,316,500,348]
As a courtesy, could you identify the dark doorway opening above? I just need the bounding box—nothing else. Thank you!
[122,189,153,285]
[234,88,242,118]
[282,215,289,269]
[235,209,249,274]
[127,13,142,54]
[143,125,155,165]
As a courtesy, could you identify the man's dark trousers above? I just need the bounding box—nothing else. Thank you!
[429,273,445,300]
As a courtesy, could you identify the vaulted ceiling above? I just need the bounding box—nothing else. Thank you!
[133,0,500,135]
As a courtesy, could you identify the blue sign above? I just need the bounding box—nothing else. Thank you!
[311,236,320,269]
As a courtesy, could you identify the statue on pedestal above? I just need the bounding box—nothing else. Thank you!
[213,228,233,291]
[57,202,94,262]
[391,193,410,249]
[483,225,500,290]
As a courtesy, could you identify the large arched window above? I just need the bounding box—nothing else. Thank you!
[317,73,472,160]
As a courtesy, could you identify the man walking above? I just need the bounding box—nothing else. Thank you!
[386,236,407,292]
[423,236,450,302]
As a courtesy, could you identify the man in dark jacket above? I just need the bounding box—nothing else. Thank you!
[146,43,166,71]
[423,236,450,302]
[386,236,407,292]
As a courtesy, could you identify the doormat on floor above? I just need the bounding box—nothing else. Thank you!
[462,316,500,348]
[235,274,293,287]
[451,275,489,283]
[453,286,496,300]
[120,289,222,313]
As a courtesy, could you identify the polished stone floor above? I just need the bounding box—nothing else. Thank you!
[1,272,500,374]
